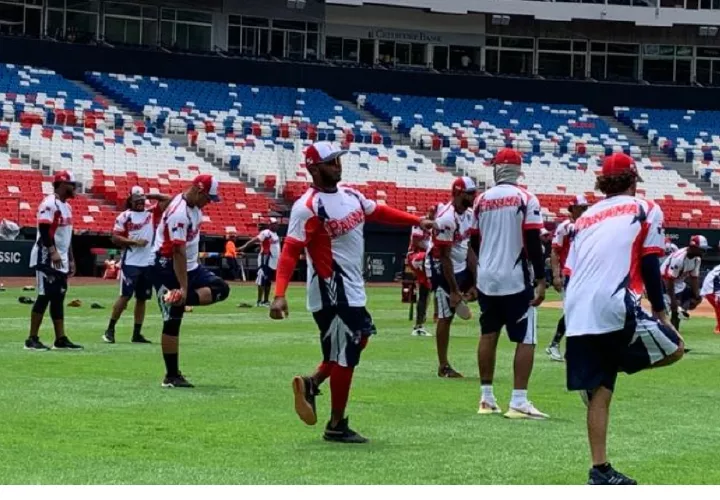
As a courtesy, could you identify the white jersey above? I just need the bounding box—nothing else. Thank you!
[286,186,377,313]
[409,225,430,251]
[113,208,159,267]
[425,202,472,275]
[665,241,679,256]
[257,229,281,270]
[564,195,665,336]
[701,264,720,296]
[473,184,544,295]
[30,194,73,274]
[660,247,701,294]
[153,195,203,272]
[551,219,575,269]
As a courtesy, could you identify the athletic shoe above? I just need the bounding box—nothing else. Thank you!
[292,375,320,425]
[256,301,263,308]
[545,343,563,362]
[53,337,84,350]
[588,465,637,485]
[323,417,368,444]
[24,337,50,351]
[102,330,116,344]
[162,373,194,388]
[437,364,463,378]
[411,327,431,337]
[504,401,549,420]
[131,335,152,344]
[477,400,502,415]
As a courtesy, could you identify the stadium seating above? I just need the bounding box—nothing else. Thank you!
[85,72,390,144]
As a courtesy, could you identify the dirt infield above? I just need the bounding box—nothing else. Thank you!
[543,300,717,319]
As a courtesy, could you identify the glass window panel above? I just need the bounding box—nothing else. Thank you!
[66,1,98,12]
[326,36,342,60]
[47,8,64,37]
[499,50,533,76]
[142,7,157,19]
[258,29,268,54]
[712,60,720,84]
[0,3,23,25]
[105,2,141,17]
[27,0,44,6]
[698,47,720,58]
[228,25,241,50]
[66,11,96,34]
[176,10,211,24]
[104,16,125,42]
[607,43,638,54]
[607,0,632,4]
[396,43,410,65]
[572,54,586,78]
[188,24,210,50]
[359,39,374,65]
[48,0,64,7]
[607,54,637,80]
[342,38,358,62]
[270,30,284,57]
[307,22,319,32]
[538,52,571,77]
[411,43,426,66]
[378,41,395,65]
[306,32,318,59]
[659,45,675,56]
[228,15,241,26]
[676,46,693,57]
[161,9,175,21]
[643,58,674,83]
[241,16,269,27]
[501,37,533,49]
[160,20,173,45]
[573,40,588,52]
[676,59,691,84]
[591,42,606,52]
[697,59,711,84]
[686,0,699,7]
[485,49,499,73]
[142,19,157,45]
[590,54,606,79]
[273,20,305,31]
[701,0,712,8]
[538,39,571,52]
[433,45,449,70]
[127,18,140,44]
[25,7,41,36]
[486,36,499,47]
[286,31,304,59]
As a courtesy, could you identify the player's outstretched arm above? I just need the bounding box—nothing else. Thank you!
[366,204,423,227]
[239,236,260,255]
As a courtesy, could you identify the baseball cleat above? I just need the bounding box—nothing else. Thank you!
[504,401,549,420]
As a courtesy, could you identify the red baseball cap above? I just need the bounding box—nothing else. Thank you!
[601,153,642,180]
[690,235,710,250]
[305,141,347,167]
[193,174,220,202]
[53,170,77,185]
[452,176,477,193]
[493,148,523,166]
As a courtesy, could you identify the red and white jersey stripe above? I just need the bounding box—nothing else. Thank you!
[153,195,203,272]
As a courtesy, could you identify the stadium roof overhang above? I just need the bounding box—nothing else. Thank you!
[328,0,720,27]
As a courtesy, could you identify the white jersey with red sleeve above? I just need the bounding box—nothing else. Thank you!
[563,195,665,336]
[257,229,281,269]
[701,264,720,296]
[285,186,377,312]
[152,195,202,272]
[113,208,158,267]
[473,184,544,295]
[551,219,574,269]
[425,202,472,275]
[29,194,73,274]
[659,247,700,294]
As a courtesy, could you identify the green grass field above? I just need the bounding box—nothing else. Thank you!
[1,283,720,485]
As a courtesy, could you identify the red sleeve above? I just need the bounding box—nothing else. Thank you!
[367,204,422,226]
[273,238,304,298]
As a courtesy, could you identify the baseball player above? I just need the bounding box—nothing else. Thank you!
[408,205,435,337]
[546,194,589,362]
[239,218,281,307]
[701,263,720,334]
[564,152,683,485]
[660,235,708,330]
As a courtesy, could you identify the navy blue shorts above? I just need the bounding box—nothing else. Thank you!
[256,264,276,286]
[36,270,67,298]
[566,308,682,392]
[153,258,221,292]
[120,265,153,300]
[312,306,376,368]
[432,268,474,319]
[478,288,537,344]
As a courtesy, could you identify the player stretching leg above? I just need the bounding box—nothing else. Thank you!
[546,195,588,362]
[104,187,169,344]
[26,171,83,351]
[239,218,281,307]
[661,235,707,331]
[152,175,231,388]
[474,149,547,418]
[426,178,477,377]
[270,141,434,443]
[564,153,683,485]
[701,263,720,334]
[408,206,435,336]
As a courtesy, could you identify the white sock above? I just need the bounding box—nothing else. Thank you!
[481,385,496,404]
[511,389,528,408]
